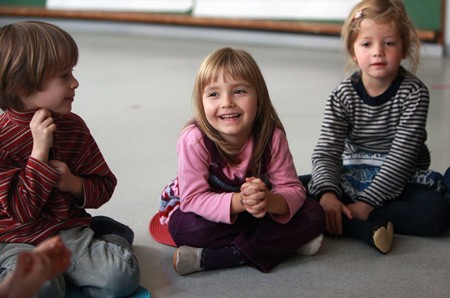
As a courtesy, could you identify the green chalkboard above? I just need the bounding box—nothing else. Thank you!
[403,0,441,31]
[0,0,45,6]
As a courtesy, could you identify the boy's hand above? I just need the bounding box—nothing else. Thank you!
[48,160,83,199]
[30,109,56,162]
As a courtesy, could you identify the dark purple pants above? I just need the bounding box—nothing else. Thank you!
[169,198,325,272]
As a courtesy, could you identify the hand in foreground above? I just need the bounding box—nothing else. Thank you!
[0,236,71,298]
[320,192,353,236]
[34,236,72,278]
[30,109,56,162]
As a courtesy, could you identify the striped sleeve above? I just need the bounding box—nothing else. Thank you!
[58,114,117,209]
[0,110,117,244]
[0,155,59,223]
[308,89,349,200]
[76,135,117,209]
[357,79,429,206]
[309,74,430,207]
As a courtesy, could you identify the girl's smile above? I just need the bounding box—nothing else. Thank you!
[219,113,241,120]
[202,70,257,148]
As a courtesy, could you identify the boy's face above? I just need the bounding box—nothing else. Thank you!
[21,68,79,115]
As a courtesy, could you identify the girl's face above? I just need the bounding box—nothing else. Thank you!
[21,67,79,115]
[353,19,404,89]
[202,70,258,148]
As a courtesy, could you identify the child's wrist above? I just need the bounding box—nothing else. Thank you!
[231,192,246,215]
[69,176,84,200]
[31,148,49,163]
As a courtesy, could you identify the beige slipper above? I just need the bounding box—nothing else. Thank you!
[372,221,394,254]
[173,245,203,275]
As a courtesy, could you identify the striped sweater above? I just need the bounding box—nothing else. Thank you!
[0,109,117,245]
[309,68,430,207]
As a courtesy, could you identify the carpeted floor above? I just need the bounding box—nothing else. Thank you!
[1,17,449,298]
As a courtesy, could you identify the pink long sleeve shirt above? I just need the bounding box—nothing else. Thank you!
[177,125,306,225]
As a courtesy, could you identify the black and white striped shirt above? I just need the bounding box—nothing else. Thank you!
[309,68,430,207]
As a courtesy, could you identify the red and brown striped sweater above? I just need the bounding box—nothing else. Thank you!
[0,109,117,245]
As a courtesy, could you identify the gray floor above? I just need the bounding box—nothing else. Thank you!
[1,18,450,298]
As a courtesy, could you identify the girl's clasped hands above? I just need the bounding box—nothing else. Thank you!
[241,177,269,218]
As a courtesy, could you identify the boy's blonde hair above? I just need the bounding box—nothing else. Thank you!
[341,0,420,73]
[192,47,284,176]
[0,21,78,110]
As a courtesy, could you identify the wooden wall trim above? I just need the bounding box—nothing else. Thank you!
[0,6,439,42]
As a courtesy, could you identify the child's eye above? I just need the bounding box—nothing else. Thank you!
[60,68,74,78]
[385,41,396,46]
[361,42,371,47]
[208,92,218,97]
[235,89,246,94]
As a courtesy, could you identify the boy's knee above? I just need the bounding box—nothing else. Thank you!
[68,239,140,298]
[81,257,140,298]
[102,243,140,294]
[102,268,140,297]
[37,274,65,298]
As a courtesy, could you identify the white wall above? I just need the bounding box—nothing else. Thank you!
[46,0,450,56]
[46,0,359,20]
[46,0,192,12]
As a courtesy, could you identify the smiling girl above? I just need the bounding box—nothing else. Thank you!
[152,47,325,275]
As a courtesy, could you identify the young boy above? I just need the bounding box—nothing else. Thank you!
[0,21,140,297]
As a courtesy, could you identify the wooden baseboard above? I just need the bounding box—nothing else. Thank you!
[0,6,440,42]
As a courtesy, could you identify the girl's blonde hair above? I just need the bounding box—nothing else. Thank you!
[0,21,78,110]
[192,47,284,176]
[341,0,420,73]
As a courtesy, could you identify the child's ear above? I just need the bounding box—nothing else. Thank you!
[16,89,30,104]
[17,88,26,97]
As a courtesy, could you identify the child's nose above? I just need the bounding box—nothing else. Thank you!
[221,94,234,107]
[71,77,79,89]
[373,44,385,57]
